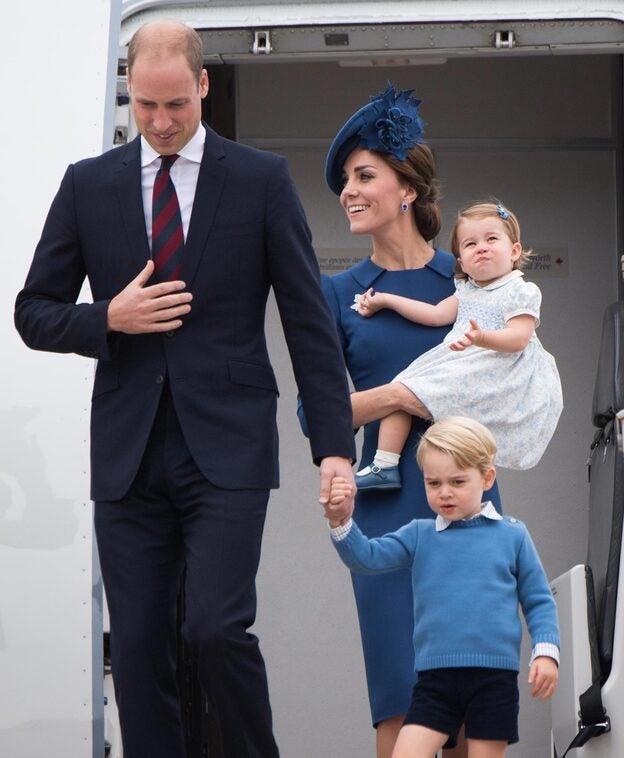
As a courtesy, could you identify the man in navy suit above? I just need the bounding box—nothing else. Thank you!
[15,19,355,758]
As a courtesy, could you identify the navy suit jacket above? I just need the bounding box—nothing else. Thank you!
[15,126,356,501]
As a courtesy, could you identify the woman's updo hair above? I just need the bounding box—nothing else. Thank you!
[379,143,442,242]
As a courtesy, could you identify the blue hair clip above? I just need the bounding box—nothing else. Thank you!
[358,83,426,161]
[496,203,510,220]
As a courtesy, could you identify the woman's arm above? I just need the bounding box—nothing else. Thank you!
[351,383,432,427]
[449,314,536,353]
[357,289,457,327]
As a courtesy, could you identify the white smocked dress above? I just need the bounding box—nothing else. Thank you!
[394,270,563,469]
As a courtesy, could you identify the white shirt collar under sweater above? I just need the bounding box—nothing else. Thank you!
[435,500,502,532]
[332,501,502,541]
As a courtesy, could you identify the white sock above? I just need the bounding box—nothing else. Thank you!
[357,450,401,477]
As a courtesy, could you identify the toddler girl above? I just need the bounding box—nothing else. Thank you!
[355,201,563,491]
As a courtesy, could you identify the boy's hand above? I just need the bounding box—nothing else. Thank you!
[321,476,355,527]
[528,656,558,700]
[319,460,354,527]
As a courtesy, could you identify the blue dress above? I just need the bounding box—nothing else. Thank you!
[320,252,502,725]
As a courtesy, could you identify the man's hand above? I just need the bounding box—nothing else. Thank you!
[107,260,193,334]
[319,456,355,526]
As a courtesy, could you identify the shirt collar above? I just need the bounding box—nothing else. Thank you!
[435,500,502,531]
[140,123,206,168]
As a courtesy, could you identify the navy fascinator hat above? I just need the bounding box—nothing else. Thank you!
[325,82,426,195]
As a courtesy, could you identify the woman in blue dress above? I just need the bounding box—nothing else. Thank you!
[319,85,501,757]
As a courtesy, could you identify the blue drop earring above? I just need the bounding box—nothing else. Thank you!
[401,202,409,213]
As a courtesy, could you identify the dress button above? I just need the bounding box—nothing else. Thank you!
[165,330,174,338]
[155,375,164,384]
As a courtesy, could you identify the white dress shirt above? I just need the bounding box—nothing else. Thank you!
[140,123,206,248]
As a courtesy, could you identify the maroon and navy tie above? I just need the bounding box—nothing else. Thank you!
[152,154,184,281]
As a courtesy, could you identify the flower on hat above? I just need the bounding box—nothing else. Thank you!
[358,83,425,160]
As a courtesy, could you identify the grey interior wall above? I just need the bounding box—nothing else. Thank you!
[235,55,620,757]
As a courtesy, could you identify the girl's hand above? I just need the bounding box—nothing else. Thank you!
[528,656,559,700]
[356,288,384,317]
[322,476,355,527]
[449,318,483,351]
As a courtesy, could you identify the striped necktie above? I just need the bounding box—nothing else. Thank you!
[152,154,184,281]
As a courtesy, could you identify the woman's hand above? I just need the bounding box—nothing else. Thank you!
[350,382,432,427]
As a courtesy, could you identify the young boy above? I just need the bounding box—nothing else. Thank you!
[324,416,559,758]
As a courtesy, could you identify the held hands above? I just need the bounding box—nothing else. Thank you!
[528,656,559,701]
[319,470,355,528]
[448,318,483,351]
[107,260,193,334]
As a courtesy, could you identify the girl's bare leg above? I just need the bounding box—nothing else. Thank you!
[378,410,413,456]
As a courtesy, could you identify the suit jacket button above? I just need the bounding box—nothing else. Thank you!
[155,375,165,384]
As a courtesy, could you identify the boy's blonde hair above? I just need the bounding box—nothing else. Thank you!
[449,200,532,280]
[416,416,497,476]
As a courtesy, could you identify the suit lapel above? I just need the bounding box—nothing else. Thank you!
[182,125,227,288]
[114,136,151,271]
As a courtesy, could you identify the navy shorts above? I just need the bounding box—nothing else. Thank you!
[403,668,519,748]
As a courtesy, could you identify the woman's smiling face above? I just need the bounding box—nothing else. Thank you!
[340,148,414,236]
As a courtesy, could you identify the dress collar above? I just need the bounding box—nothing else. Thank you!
[467,269,524,291]
[351,249,455,289]
[435,500,502,531]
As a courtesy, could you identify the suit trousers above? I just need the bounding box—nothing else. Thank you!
[94,387,279,758]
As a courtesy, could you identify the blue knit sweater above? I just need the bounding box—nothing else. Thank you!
[332,514,560,673]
